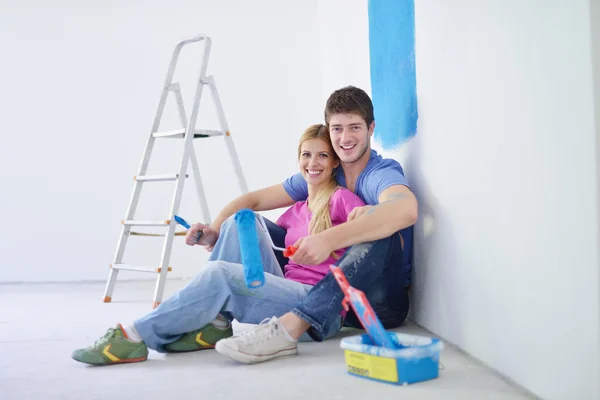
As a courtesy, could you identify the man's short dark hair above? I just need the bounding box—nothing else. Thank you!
[324,86,374,127]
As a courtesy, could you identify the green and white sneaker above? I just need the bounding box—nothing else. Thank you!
[164,324,233,353]
[71,325,148,366]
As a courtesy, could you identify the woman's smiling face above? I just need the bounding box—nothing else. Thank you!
[298,138,339,187]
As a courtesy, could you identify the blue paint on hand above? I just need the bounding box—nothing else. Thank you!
[368,0,418,149]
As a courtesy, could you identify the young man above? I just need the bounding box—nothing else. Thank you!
[212,86,417,363]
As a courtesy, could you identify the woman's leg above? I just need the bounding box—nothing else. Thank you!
[209,214,286,277]
[134,260,311,353]
[71,215,291,366]
[71,259,313,366]
[132,214,290,353]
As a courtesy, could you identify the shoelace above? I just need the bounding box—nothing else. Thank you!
[92,328,116,348]
[237,317,278,345]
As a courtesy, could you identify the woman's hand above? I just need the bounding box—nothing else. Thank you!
[289,236,334,266]
[185,223,219,251]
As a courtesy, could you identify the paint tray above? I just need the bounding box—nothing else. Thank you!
[340,332,444,385]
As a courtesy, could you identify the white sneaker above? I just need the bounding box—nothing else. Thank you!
[215,316,298,364]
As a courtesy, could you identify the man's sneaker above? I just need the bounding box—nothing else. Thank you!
[164,324,233,353]
[71,325,148,366]
[215,316,298,364]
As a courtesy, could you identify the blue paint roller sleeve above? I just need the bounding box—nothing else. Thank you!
[235,208,266,288]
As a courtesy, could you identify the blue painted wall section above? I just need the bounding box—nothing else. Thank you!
[368,0,418,149]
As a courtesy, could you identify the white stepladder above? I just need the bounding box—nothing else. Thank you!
[103,34,248,308]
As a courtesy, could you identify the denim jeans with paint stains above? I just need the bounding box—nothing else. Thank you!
[263,217,410,342]
[133,215,342,353]
[285,231,409,342]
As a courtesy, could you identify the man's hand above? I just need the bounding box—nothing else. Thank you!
[289,236,334,266]
[185,223,219,251]
[347,205,374,221]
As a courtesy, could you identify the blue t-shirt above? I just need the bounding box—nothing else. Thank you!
[283,149,413,288]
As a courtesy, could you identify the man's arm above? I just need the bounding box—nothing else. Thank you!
[210,183,296,233]
[320,184,417,250]
[289,185,417,266]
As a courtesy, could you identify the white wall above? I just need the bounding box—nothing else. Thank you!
[592,1,600,389]
[317,0,599,399]
[0,0,322,283]
[3,0,599,397]
[410,1,600,398]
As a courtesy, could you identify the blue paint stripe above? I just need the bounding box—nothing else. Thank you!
[368,0,418,149]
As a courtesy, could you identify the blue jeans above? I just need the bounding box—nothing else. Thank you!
[134,215,342,353]
[263,217,410,342]
[290,232,409,342]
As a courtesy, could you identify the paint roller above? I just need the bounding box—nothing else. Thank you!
[174,215,203,241]
[235,208,297,289]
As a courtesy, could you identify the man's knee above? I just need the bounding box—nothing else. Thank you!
[338,233,400,268]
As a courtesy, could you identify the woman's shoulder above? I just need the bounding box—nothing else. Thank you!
[330,186,366,206]
[287,199,309,215]
[277,199,309,226]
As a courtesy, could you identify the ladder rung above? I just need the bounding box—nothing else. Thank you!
[122,220,170,226]
[134,174,188,182]
[152,128,224,139]
[110,264,173,273]
[129,231,187,237]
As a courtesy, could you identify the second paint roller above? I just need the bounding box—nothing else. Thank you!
[235,208,297,289]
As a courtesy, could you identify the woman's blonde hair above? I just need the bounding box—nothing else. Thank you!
[297,124,341,259]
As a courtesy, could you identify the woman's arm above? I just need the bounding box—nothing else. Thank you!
[210,183,296,233]
[185,183,296,249]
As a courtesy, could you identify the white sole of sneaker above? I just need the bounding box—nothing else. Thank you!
[215,341,298,364]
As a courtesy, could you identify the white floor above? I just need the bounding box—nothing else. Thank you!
[0,280,537,400]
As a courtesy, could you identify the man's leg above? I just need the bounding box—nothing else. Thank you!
[343,238,409,330]
[290,232,406,341]
[217,232,406,361]
[342,231,409,329]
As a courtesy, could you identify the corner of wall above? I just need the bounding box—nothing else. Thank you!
[590,0,600,398]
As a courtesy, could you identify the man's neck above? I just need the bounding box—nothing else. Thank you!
[342,148,372,192]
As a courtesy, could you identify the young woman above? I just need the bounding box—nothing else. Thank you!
[72,124,365,366]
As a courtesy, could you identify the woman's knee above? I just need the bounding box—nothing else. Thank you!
[202,260,238,276]
[190,261,228,284]
[220,213,264,234]
[219,215,238,234]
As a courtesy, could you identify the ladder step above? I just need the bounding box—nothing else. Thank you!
[110,264,173,273]
[122,220,171,226]
[134,173,188,182]
[152,128,225,139]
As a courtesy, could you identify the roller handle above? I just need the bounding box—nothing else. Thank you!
[283,245,297,258]
[174,215,203,241]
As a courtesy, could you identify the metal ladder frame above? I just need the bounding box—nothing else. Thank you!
[103,35,248,308]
